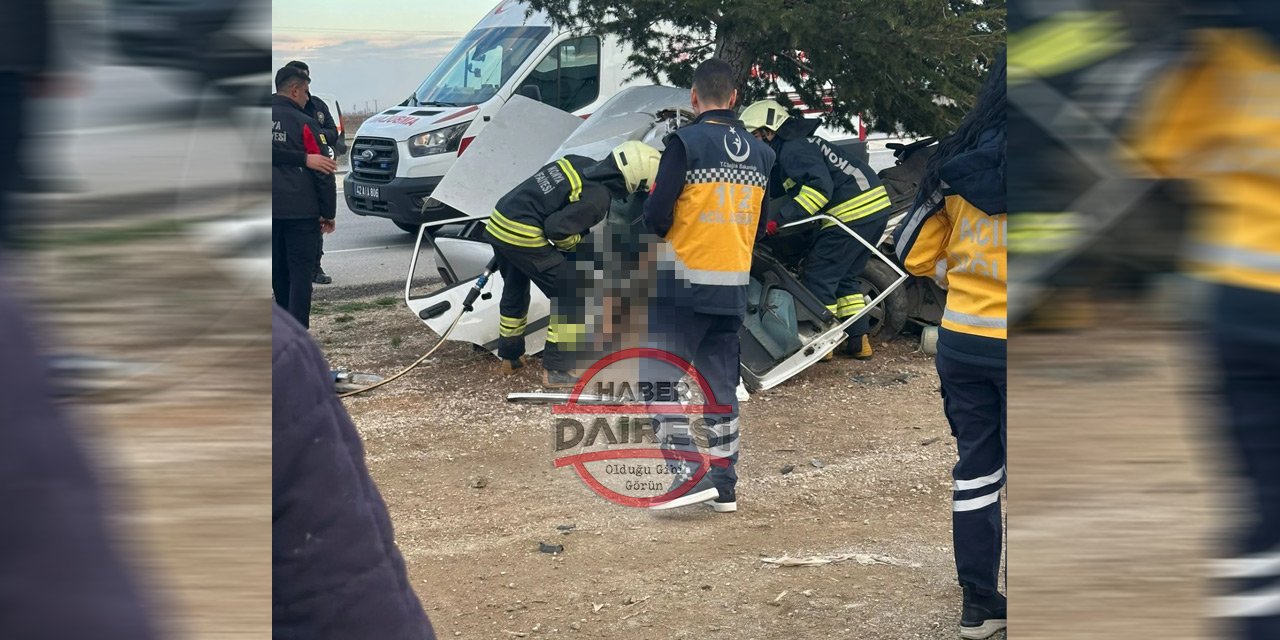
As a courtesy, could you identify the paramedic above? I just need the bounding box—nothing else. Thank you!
[284,60,344,286]
[272,64,337,329]
[895,51,1007,639]
[642,58,776,514]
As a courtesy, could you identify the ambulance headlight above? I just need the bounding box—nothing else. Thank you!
[408,123,469,157]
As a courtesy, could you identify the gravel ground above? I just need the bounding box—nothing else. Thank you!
[23,221,270,639]
[1009,317,1222,638]
[313,286,1000,640]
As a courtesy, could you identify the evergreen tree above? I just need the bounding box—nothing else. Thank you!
[526,0,1005,136]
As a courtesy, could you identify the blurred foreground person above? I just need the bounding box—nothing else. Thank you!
[0,275,158,638]
[272,305,436,639]
[3,10,158,634]
[896,51,1007,639]
[0,0,49,245]
[1128,5,1280,636]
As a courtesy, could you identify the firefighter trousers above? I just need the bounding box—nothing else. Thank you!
[486,234,577,373]
[801,215,889,337]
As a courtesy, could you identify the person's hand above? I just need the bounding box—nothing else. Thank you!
[320,218,336,234]
[765,220,779,236]
[307,154,338,174]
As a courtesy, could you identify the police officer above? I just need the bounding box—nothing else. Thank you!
[285,60,344,286]
[741,99,892,360]
[272,65,337,329]
[643,58,776,513]
[485,141,661,388]
[896,52,1006,639]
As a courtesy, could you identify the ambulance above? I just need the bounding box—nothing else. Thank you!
[344,0,866,233]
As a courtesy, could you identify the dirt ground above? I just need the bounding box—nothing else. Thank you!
[312,286,993,640]
[23,214,271,639]
[19,208,1226,639]
[1008,311,1224,639]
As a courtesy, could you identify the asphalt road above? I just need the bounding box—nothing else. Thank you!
[320,166,428,294]
[319,142,903,293]
[26,63,262,205]
[14,61,271,291]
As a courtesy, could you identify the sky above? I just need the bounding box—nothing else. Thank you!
[272,0,500,113]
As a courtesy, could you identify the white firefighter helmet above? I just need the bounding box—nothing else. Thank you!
[612,141,662,193]
[740,99,790,133]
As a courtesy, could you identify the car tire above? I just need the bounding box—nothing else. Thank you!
[856,258,909,340]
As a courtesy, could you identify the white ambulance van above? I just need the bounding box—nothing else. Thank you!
[344,0,648,232]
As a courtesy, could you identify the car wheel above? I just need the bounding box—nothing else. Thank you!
[856,259,909,339]
[395,221,426,235]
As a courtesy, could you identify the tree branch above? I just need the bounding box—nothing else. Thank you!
[777,50,814,74]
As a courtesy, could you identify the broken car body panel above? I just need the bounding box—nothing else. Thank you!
[405,85,907,392]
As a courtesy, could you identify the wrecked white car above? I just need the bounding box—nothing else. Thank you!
[403,85,915,392]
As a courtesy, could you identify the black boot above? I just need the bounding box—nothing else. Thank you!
[960,587,1006,639]
[313,266,332,285]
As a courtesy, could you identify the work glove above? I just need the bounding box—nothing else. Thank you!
[551,233,582,252]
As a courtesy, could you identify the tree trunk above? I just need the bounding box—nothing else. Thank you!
[713,26,754,101]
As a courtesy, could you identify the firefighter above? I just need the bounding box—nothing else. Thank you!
[642,58,776,513]
[485,141,661,388]
[895,51,1007,639]
[740,99,892,360]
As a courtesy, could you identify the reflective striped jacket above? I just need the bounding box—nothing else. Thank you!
[770,118,890,229]
[1129,28,1280,345]
[896,127,1007,367]
[489,155,612,251]
[1131,29,1280,294]
[664,112,776,315]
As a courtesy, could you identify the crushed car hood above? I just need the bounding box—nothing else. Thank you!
[429,86,693,221]
[551,85,693,159]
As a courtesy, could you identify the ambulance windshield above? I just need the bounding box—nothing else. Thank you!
[413,26,552,107]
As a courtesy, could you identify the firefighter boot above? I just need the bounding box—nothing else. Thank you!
[822,337,845,362]
[849,334,873,360]
[541,368,579,389]
[499,355,529,375]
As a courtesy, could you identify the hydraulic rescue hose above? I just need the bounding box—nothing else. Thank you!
[339,257,500,399]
